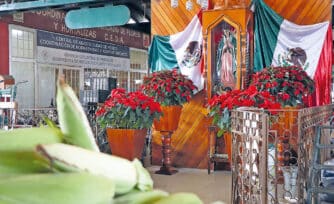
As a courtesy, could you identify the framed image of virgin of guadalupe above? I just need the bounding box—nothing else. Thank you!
[202,8,253,100]
[215,28,237,91]
[203,14,241,99]
[208,18,240,98]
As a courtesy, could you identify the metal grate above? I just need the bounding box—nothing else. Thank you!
[231,105,333,204]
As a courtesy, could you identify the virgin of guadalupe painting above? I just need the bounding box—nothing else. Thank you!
[215,29,237,89]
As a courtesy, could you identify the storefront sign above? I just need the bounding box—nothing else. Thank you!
[37,30,130,69]
[37,30,129,58]
[0,10,150,49]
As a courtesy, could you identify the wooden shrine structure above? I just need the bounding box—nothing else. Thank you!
[150,0,332,170]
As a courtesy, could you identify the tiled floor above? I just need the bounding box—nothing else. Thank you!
[147,166,232,204]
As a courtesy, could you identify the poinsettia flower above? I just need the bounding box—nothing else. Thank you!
[282,81,290,87]
[141,68,197,106]
[242,99,255,107]
[95,88,162,129]
[207,65,314,134]
[110,88,126,96]
[265,82,272,89]
[294,89,301,95]
[281,93,290,101]
[149,102,162,113]
[104,98,115,107]
[95,107,106,117]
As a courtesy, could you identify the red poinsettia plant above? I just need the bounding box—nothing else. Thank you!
[141,68,197,106]
[251,65,314,107]
[207,85,281,136]
[96,88,162,129]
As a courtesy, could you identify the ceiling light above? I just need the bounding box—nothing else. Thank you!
[140,16,149,23]
[127,18,136,24]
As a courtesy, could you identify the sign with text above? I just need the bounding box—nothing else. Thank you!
[37,31,130,69]
[0,10,150,49]
[37,46,130,69]
[37,30,129,58]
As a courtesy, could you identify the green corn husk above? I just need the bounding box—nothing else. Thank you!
[36,143,153,195]
[154,193,203,204]
[42,116,58,129]
[113,190,169,204]
[0,127,63,151]
[0,150,50,174]
[56,78,99,151]
[0,172,115,204]
[132,158,153,191]
[153,193,203,204]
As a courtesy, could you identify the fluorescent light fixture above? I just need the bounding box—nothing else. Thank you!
[140,16,149,23]
[127,18,136,24]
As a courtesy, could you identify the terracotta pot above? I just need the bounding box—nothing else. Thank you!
[153,105,182,132]
[106,128,147,161]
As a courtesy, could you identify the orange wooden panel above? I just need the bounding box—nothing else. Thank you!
[151,0,201,36]
[151,91,212,169]
[264,0,331,24]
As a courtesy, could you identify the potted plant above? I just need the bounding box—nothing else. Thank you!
[250,65,315,183]
[95,88,162,160]
[141,68,197,175]
[207,85,281,166]
[141,68,197,131]
[251,65,314,107]
[251,65,315,142]
[207,85,281,136]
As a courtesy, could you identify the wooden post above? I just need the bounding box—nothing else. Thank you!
[155,131,178,175]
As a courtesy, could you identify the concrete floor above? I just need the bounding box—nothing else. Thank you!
[147,166,232,204]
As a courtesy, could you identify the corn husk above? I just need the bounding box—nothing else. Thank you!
[56,78,99,151]
[36,143,153,195]
[113,189,168,204]
[0,150,50,174]
[153,192,203,204]
[0,127,63,151]
[0,172,115,204]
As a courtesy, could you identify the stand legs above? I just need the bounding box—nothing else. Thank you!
[155,131,178,175]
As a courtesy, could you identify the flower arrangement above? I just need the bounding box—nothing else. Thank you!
[95,88,162,129]
[251,66,314,107]
[141,68,197,106]
[207,85,281,136]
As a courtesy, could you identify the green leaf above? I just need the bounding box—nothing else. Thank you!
[0,172,115,204]
[123,107,131,118]
[56,78,99,151]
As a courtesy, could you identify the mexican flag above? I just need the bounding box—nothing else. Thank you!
[254,0,332,105]
[148,11,204,91]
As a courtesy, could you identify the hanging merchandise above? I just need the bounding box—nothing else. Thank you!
[196,0,202,5]
[171,0,178,8]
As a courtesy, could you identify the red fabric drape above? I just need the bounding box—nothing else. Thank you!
[0,22,9,74]
[310,24,332,106]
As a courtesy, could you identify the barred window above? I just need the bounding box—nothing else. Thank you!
[11,28,34,59]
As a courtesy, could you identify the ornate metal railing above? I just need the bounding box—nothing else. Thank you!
[0,107,58,129]
[16,107,58,127]
[0,103,110,152]
[231,105,333,204]
[82,103,110,153]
